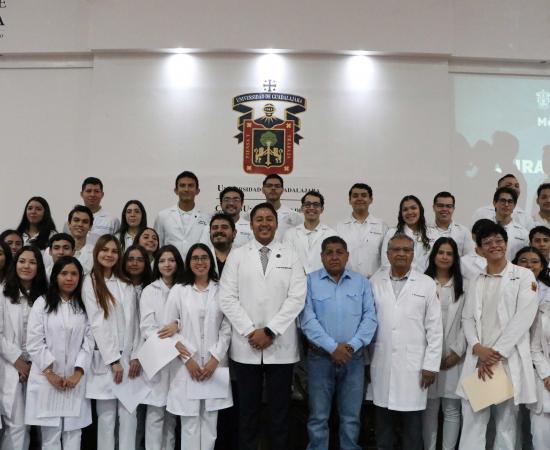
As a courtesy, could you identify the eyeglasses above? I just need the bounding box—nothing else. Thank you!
[481,237,505,247]
[190,255,210,262]
[127,257,145,263]
[222,197,242,204]
[388,247,414,254]
[302,202,322,209]
[496,198,515,205]
[518,258,541,265]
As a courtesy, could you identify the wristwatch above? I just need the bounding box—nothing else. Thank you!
[264,327,275,339]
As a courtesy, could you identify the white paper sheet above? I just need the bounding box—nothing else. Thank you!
[186,367,230,400]
[136,334,180,380]
[461,362,514,412]
[111,363,152,413]
[37,382,83,418]
[543,387,550,413]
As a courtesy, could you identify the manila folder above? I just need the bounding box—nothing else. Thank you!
[461,362,514,412]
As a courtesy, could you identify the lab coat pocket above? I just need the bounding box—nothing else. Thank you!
[406,344,424,371]
[405,296,425,321]
[91,350,109,375]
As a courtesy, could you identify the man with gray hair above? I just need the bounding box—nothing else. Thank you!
[369,232,443,450]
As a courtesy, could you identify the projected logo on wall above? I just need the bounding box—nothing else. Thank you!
[0,0,6,39]
[232,82,307,175]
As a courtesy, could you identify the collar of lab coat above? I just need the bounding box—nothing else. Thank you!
[342,213,380,226]
[249,239,284,277]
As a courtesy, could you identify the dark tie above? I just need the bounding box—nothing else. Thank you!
[260,247,270,274]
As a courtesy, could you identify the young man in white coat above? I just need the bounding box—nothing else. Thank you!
[369,233,443,450]
[457,222,539,450]
[336,183,387,279]
[219,202,307,450]
[283,190,336,274]
[79,177,120,240]
[154,171,209,260]
[218,186,252,248]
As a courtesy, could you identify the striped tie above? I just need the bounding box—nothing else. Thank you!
[260,247,270,274]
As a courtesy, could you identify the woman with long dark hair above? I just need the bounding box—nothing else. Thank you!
[0,230,23,257]
[82,235,141,450]
[0,240,14,284]
[25,256,94,449]
[0,246,48,449]
[382,195,437,272]
[140,245,185,450]
[122,244,153,298]
[163,243,232,450]
[422,237,466,450]
[134,227,160,264]
[16,197,57,250]
[117,200,148,253]
[513,246,550,304]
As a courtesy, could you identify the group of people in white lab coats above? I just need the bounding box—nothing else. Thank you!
[0,169,550,450]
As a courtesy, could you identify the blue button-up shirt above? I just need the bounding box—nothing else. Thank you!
[300,268,378,354]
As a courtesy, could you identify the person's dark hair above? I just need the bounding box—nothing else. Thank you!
[182,243,219,285]
[0,229,23,243]
[133,227,160,257]
[219,186,244,203]
[425,237,464,300]
[321,235,348,252]
[537,183,550,197]
[175,171,199,189]
[433,191,456,206]
[262,174,284,188]
[48,233,75,250]
[529,225,550,242]
[118,200,148,252]
[68,205,94,227]
[471,219,495,237]
[81,177,103,191]
[0,241,14,284]
[301,190,324,207]
[475,223,508,247]
[152,245,185,284]
[497,174,517,186]
[45,256,86,314]
[122,244,153,287]
[3,246,48,306]
[493,186,518,204]
[16,196,57,250]
[250,202,278,222]
[210,213,236,232]
[348,183,373,198]
[396,195,430,250]
[512,246,550,287]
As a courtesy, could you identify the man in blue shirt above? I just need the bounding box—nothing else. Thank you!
[300,235,378,450]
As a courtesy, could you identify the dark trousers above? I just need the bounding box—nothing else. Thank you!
[374,406,423,450]
[232,360,294,450]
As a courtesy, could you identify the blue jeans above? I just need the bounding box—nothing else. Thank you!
[306,351,364,450]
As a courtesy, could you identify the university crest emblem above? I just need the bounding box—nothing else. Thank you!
[233,86,306,175]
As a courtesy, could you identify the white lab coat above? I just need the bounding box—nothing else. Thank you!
[503,222,529,260]
[90,208,120,239]
[219,240,307,364]
[369,268,443,411]
[528,301,550,414]
[282,222,336,274]
[234,216,253,248]
[25,296,94,430]
[0,291,30,423]
[472,204,531,230]
[82,274,140,399]
[163,282,232,415]
[457,262,538,405]
[460,252,486,281]
[116,231,137,252]
[428,222,475,256]
[427,279,466,400]
[381,225,438,273]
[139,279,173,407]
[154,205,209,260]
[336,214,387,279]
[274,204,303,243]
[75,243,94,275]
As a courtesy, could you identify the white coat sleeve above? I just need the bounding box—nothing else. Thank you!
[494,272,539,359]
[154,214,165,247]
[448,293,467,357]
[26,297,55,371]
[218,251,255,336]
[82,277,121,366]
[461,281,480,349]
[128,286,141,360]
[266,252,307,336]
[163,287,198,362]
[422,282,443,372]
[75,316,94,373]
[139,286,159,341]
[380,229,392,269]
[0,294,22,365]
[209,316,231,363]
[530,310,550,380]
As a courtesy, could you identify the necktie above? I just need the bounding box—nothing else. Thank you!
[260,246,270,274]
